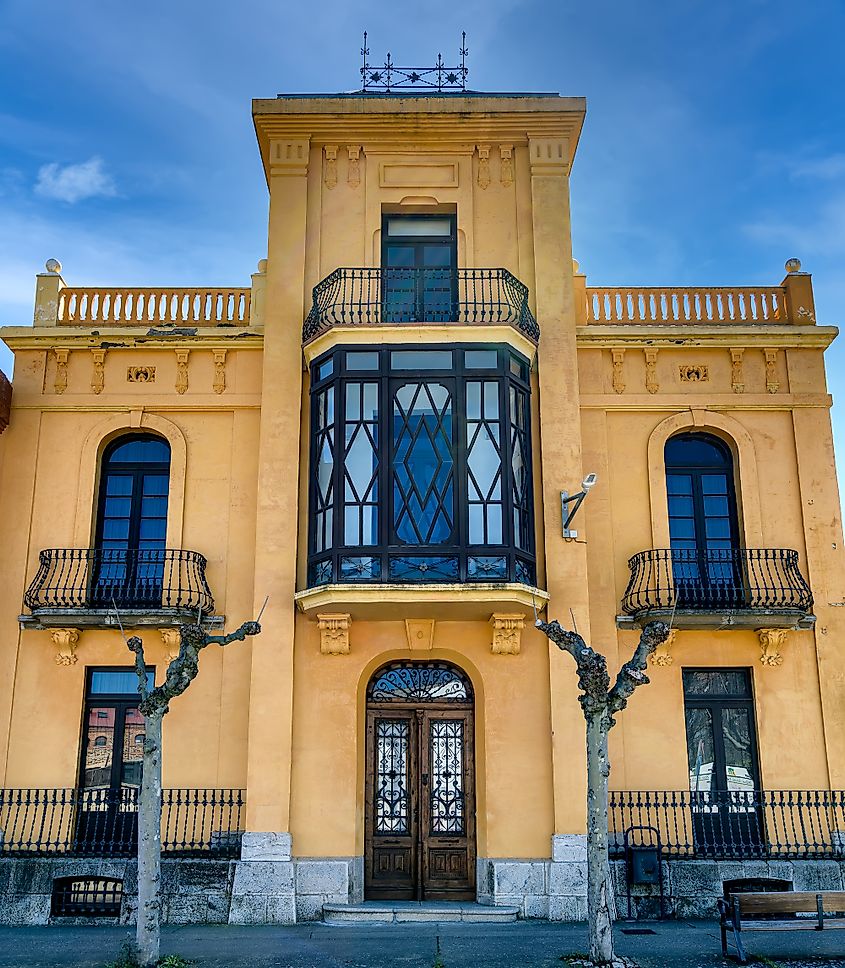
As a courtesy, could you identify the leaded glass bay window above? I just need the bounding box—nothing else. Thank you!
[308,345,535,586]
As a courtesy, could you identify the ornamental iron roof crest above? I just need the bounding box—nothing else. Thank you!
[361,32,468,93]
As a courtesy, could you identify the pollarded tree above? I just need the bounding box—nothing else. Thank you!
[535,618,670,968]
[126,619,261,968]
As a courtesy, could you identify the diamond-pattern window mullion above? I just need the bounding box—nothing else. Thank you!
[391,381,455,546]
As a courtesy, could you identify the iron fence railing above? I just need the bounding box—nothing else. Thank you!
[609,790,845,860]
[0,788,244,858]
[622,548,813,615]
[24,548,215,614]
[303,267,539,342]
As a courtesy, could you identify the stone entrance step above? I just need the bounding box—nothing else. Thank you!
[323,901,520,924]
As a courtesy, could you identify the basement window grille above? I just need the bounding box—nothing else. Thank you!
[51,877,123,918]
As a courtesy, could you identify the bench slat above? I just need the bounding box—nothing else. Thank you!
[740,920,845,931]
[735,891,845,916]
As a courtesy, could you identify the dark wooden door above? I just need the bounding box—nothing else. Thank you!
[365,706,475,900]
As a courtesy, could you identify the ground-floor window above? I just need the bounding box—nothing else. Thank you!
[76,667,153,854]
[682,668,763,854]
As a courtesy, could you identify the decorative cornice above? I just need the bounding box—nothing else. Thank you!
[0,328,263,351]
[576,324,837,350]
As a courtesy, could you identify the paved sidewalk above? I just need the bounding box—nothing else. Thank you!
[0,920,843,968]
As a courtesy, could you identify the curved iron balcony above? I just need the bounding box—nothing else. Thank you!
[303,267,539,343]
[24,548,214,614]
[622,548,813,616]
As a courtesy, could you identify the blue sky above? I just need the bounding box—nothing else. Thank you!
[1,0,844,461]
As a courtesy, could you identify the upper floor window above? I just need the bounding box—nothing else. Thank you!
[308,345,534,586]
[382,214,457,323]
[665,432,741,606]
[92,434,171,607]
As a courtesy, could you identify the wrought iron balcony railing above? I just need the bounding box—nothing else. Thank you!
[609,790,845,860]
[621,548,813,616]
[303,267,539,343]
[0,788,244,857]
[24,548,214,614]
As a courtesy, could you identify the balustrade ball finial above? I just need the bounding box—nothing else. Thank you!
[257,259,267,273]
[45,258,62,274]
[785,258,802,273]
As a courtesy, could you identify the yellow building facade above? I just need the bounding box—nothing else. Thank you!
[0,88,844,924]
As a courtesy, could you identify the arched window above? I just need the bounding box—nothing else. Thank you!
[92,435,171,607]
[665,433,741,607]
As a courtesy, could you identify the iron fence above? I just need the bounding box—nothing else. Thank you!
[24,548,215,614]
[609,790,845,860]
[0,788,244,858]
[622,548,813,615]
[303,267,539,342]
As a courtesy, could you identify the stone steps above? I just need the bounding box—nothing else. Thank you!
[322,901,520,924]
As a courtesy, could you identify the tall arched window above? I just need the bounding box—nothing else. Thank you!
[665,433,741,607]
[92,435,171,607]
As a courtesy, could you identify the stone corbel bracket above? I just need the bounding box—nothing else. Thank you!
[324,145,338,189]
[160,628,181,664]
[213,350,227,394]
[318,613,351,655]
[730,348,745,394]
[649,628,678,667]
[758,628,788,666]
[764,348,780,394]
[490,613,525,655]
[611,348,625,394]
[91,349,106,394]
[347,145,361,188]
[477,144,491,190]
[644,348,659,394]
[53,348,69,394]
[52,628,80,666]
[499,145,514,188]
[175,350,190,395]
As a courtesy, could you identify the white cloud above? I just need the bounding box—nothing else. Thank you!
[34,157,117,204]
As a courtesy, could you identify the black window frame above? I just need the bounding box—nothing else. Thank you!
[381,213,459,323]
[682,667,762,794]
[307,344,535,587]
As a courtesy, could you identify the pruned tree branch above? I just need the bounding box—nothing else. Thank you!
[127,620,261,717]
[607,620,670,715]
[535,619,610,716]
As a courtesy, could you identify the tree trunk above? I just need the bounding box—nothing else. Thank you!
[586,709,615,966]
[136,709,163,968]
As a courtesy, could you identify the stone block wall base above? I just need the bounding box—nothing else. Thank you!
[229,860,295,924]
[294,857,364,921]
[611,858,845,920]
[477,835,588,921]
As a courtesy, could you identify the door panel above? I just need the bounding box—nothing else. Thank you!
[365,707,475,900]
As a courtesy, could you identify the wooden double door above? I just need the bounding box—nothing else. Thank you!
[365,667,476,900]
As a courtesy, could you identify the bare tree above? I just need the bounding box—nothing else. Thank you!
[535,618,670,968]
[126,619,261,968]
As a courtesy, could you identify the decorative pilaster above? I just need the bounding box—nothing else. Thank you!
[477,144,491,190]
[53,349,69,394]
[649,628,678,667]
[730,348,745,394]
[347,146,361,188]
[323,145,338,189]
[611,349,625,394]
[758,628,788,666]
[490,613,525,655]
[317,613,351,655]
[175,350,190,395]
[51,628,79,666]
[213,350,227,394]
[160,628,181,664]
[764,348,780,394]
[499,145,514,188]
[90,349,106,394]
[644,348,659,394]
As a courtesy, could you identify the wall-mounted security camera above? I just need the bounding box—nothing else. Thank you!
[561,472,599,539]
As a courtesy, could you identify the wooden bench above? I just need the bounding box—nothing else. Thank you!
[717,891,845,963]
